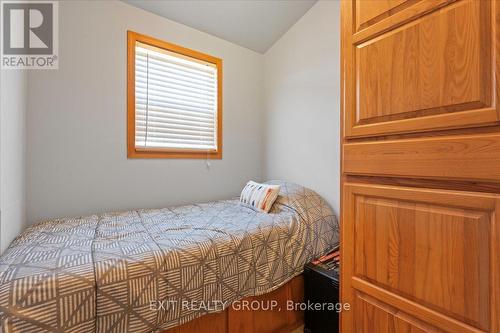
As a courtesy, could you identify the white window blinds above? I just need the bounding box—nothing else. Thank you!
[135,42,218,151]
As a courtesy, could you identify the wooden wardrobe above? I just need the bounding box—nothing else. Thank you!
[340,1,500,332]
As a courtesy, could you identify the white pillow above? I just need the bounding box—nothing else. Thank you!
[240,181,281,213]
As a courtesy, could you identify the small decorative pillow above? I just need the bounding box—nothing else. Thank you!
[240,181,281,213]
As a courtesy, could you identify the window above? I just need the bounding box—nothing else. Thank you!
[127,31,222,159]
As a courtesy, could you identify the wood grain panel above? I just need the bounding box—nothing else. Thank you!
[345,0,499,137]
[354,292,445,333]
[358,0,484,122]
[226,275,303,333]
[353,0,455,44]
[227,302,253,333]
[343,132,500,182]
[227,277,303,333]
[341,0,500,332]
[178,311,227,333]
[286,275,304,326]
[355,0,410,31]
[253,287,289,333]
[342,183,500,333]
[164,311,227,333]
[354,196,489,329]
[355,292,391,332]
[162,275,303,333]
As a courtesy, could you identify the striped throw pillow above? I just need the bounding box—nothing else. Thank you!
[240,181,281,213]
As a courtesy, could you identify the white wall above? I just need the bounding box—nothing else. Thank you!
[263,0,340,214]
[26,1,264,223]
[24,0,340,226]
[0,70,27,252]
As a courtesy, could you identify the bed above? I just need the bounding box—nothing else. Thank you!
[0,181,339,333]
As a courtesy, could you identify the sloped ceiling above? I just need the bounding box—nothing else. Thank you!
[123,0,317,53]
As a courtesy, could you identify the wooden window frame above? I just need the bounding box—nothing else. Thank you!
[127,31,223,159]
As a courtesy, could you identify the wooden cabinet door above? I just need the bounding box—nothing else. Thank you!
[342,183,499,333]
[340,0,500,332]
[343,0,499,138]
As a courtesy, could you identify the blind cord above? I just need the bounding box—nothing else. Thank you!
[206,149,210,169]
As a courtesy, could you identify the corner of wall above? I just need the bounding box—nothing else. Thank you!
[259,0,340,214]
[0,69,28,253]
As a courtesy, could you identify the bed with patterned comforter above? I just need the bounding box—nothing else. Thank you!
[0,181,339,333]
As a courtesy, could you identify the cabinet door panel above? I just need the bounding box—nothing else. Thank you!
[355,0,409,31]
[354,196,489,329]
[342,183,500,332]
[345,0,499,137]
[354,292,445,333]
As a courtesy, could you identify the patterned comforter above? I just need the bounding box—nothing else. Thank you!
[0,182,339,333]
